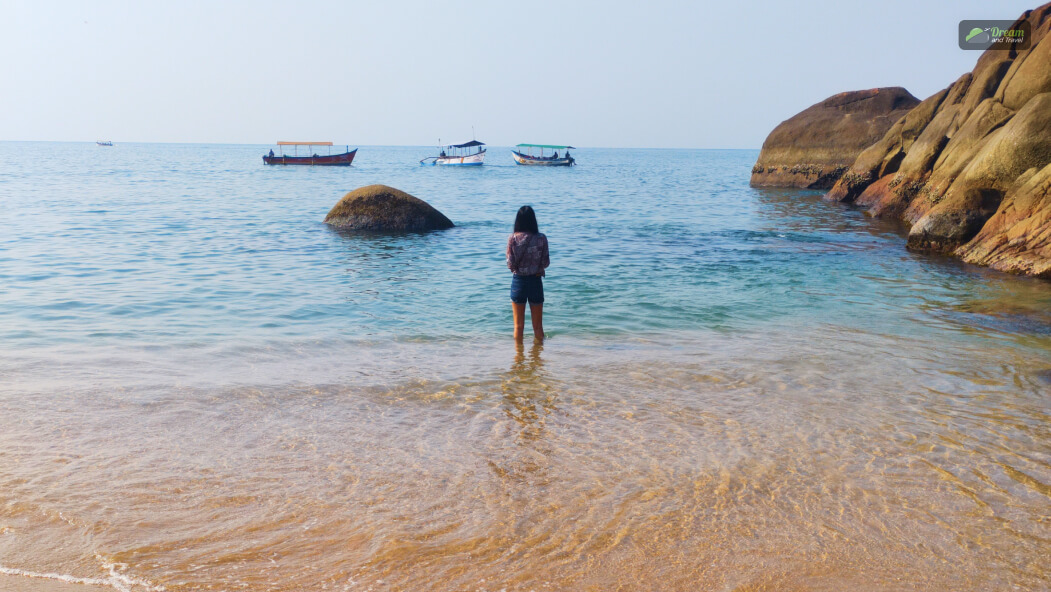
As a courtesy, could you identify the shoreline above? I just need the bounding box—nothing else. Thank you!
[0,573,114,592]
[0,576,111,592]
[3,305,1050,395]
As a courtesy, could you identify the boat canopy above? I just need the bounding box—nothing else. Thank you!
[450,140,485,148]
[277,141,333,146]
[516,144,575,149]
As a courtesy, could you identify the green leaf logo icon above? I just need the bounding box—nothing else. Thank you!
[966,27,985,42]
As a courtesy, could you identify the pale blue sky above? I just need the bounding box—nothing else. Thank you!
[0,1,1037,148]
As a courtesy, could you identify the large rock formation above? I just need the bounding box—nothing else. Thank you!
[812,2,1051,277]
[324,185,454,231]
[958,163,1051,277]
[750,87,920,189]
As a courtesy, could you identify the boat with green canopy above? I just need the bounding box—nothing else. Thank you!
[511,144,576,166]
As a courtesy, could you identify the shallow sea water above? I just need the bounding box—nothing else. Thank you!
[0,143,1049,591]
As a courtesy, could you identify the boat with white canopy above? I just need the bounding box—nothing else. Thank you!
[420,140,486,166]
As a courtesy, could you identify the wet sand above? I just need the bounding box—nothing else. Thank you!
[0,575,111,592]
[1,327,1049,591]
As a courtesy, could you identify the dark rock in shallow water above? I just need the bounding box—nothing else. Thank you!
[750,87,920,190]
[324,185,454,231]
[1036,368,1051,385]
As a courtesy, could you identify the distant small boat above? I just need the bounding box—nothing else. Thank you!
[420,140,486,166]
[96,141,113,147]
[263,141,357,166]
[512,144,575,166]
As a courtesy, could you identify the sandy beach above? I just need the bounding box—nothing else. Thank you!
[0,573,112,592]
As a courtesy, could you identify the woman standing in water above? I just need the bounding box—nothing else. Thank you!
[506,205,550,341]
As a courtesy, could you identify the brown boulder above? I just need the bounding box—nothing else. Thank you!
[750,87,919,189]
[324,184,454,231]
[856,174,917,219]
[957,57,1012,123]
[824,86,946,203]
[948,92,1051,195]
[907,92,1051,251]
[929,98,1015,183]
[997,7,1051,110]
[957,163,1051,277]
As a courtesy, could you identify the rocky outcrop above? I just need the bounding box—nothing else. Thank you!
[908,93,1051,251]
[958,163,1051,277]
[750,87,919,189]
[817,2,1051,277]
[324,185,454,231]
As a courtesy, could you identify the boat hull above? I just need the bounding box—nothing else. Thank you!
[511,150,574,166]
[263,149,357,166]
[424,150,486,166]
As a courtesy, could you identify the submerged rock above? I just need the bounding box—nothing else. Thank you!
[750,87,919,189]
[324,185,454,231]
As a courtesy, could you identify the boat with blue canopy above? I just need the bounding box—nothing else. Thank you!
[420,140,486,166]
[512,144,575,166]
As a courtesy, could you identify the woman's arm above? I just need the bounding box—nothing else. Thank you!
[506,235,516,272]
[541,235,550,269]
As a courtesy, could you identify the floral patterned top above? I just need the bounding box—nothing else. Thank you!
[506,232,550,277]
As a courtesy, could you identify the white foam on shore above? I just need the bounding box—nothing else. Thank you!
[0,558,165,592]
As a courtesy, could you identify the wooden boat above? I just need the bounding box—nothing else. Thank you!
[512,144,575,166]
[263,141,357,166]
[96,141,113,146]
[420,140,486,166]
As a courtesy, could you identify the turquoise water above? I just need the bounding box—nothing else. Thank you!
[1,143,1050,591]
[3,142,1049,352]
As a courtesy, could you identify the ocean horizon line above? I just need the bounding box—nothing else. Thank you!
[0,139,761,151]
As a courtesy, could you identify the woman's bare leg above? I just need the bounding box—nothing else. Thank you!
[530,303,544,340]
[512,302,526,341]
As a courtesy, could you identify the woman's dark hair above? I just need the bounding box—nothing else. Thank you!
[514,205,539,234]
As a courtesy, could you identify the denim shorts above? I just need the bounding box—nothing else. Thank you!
[510,275,544,304]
